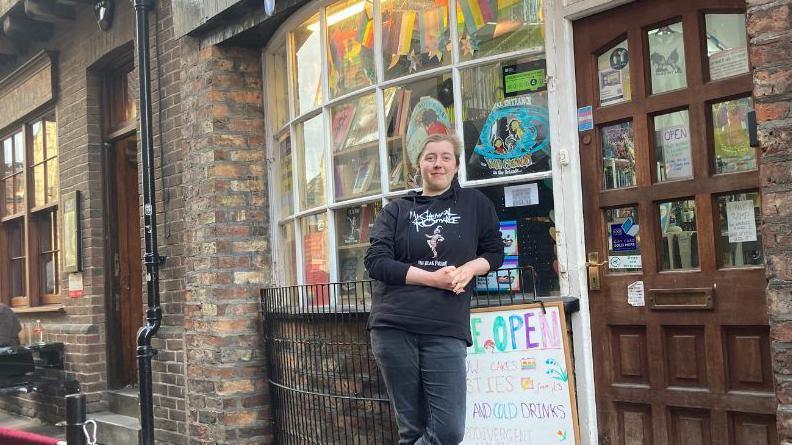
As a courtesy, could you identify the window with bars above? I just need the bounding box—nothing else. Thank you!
[0,114,60,308]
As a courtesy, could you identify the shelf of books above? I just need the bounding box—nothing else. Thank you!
[331,85,414,199]
[335,201,382,296]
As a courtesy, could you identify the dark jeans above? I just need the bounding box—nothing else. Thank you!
[370,328,467,445]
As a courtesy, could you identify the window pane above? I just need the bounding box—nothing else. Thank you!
[382,0,451,80]
[13,174,24,213]
[601,121,636,189]
[2,137,11,177]
[45,120,57,159]
[294,14,323,114]
[336,201,381,283]
[598,39,631,106]
[327,0,375,98]
[46,160,58,204]
[659,199,699,270]
[3,178,12,217]
[718,192,762,267]
[278,133,294,217]
[296,115,327,210]
[34,164,45,207]
[654,110,692,182]
[41,253,56,294]
[32,121,44,164]
[8,219,24,258]
[301,213,329,285]
[647,22,686,94]
[606,206,641,273]
[280,222,297,285]
[272,45,291,129]
[13,131,24,173]
[39,211,53,252]
[705,14,749,81]
[712,97,755,174]
[457,0,544,62]
[332,93,382,200]
[10,259,25,297]
[384,86,409,191]
[474,180,559,296]
[462,58,549,180]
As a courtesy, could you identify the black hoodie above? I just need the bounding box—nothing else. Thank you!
[364,178,504,345]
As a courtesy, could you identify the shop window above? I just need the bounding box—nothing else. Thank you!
[476,180,559,296]
[0,115,60,308]
[266,0,554,291]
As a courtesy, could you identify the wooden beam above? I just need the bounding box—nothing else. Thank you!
[2,13,52,41]
[24,0,75,22]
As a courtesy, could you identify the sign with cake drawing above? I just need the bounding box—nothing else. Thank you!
[463,302,580,444]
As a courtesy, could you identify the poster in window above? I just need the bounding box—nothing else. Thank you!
[500,220,518,256]
[467,96,550,178]
[62,190,81,273]
[475,256,520,292]
[405,96,452,173]
[656,124,692,180]
[597,43,630,105]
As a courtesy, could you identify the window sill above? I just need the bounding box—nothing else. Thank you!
[12,305,65,314]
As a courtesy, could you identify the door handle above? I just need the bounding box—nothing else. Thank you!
[587,252,605,291]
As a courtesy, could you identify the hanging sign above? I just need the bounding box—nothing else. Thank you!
[464,302,580,444]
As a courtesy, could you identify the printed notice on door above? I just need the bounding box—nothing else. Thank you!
[726,200,757,243]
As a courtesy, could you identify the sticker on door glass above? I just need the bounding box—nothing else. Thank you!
[598,40,631,106]
[606,207,642,272]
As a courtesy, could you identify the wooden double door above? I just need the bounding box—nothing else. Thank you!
[574,1,777,443]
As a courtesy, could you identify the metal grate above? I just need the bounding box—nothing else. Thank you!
[260,268,540,444]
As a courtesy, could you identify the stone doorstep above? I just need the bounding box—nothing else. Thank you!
[90,411,141,445]
[107,388,141,419]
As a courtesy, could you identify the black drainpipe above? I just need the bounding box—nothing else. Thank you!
[132,1,162,444]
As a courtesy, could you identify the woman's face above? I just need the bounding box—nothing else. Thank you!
[419,140,458,195]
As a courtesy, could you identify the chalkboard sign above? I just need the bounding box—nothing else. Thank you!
[464,302,580,444]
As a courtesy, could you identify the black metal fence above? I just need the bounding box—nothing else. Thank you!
[259,268,547,444]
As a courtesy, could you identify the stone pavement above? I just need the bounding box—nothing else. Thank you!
[0,410,64,440]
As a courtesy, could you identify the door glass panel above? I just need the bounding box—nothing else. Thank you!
[659,199,699,270]
[381,0,451,80]
[2,137,11,176]
[598,39,631,106]
[456,0,545,62]
[46,161,58,204]
[13,174,24,213]
[3,179,11,216]
[717,192,762,267]
[601,121,636,189]
[13,132,24,173]
[712,97,755,174]
[45,120,57,158]
[654,110,692,182]
[647,22,686,94]
[294,14,323,114]
[705,14,749,81]
[606,206,642,273]
[327,0,375,98]
[296,115,327,210]
[301,213,329,285]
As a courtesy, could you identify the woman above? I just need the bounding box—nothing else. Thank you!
[364,133,503,445]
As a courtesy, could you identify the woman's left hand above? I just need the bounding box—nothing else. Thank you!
[449,258,492,294]
[450,265,475,294]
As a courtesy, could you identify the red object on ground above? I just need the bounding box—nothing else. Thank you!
[0,427,59,445]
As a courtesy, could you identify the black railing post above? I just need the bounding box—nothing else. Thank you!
[131,0,162,444]
[65,393,86,445]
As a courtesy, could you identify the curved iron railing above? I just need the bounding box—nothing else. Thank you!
[260,268,546,444]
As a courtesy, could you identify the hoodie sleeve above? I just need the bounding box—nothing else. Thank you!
[364,202,411,285]
[476,194,504,271]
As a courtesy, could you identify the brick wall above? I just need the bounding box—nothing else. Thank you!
[0,2,190,442]
[180,43,272,444]
[747,0,792,441]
